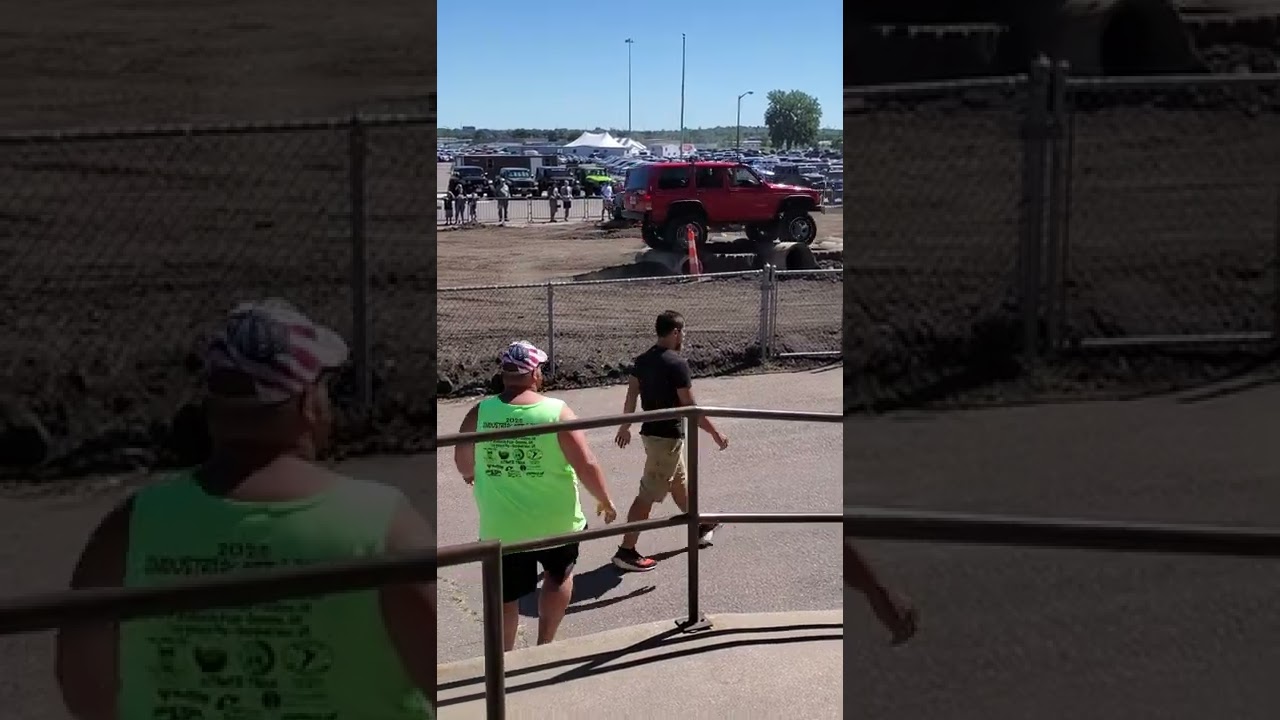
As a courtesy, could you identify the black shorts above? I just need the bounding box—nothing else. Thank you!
[502,540,580,603]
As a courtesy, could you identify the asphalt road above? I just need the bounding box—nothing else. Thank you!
[845,377,1280,720]
[435,369,844,662]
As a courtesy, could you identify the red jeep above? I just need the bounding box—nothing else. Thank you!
[621,161,825,253]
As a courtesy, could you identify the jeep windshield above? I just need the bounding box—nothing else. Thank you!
[456,167,484,177]
[503,169,531,178]
[543,168,569,177]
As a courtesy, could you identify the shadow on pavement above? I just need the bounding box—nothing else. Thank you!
[518,563,652,617]
[437,621,843,707]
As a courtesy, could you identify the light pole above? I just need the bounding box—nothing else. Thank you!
[736,90,753,152]
[625,38,634,136]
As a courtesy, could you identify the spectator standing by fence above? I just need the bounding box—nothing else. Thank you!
[55,298,437,719]
[600,181,613,221]
[443,190,455,225]
[548,189,559,222]
[560,181,573,220]
[454,341,620,650]
[467,190,479,224]
[495,179,511,224]
[612,310,728,572]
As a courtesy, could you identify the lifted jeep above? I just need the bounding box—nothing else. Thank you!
[619,160,824,253]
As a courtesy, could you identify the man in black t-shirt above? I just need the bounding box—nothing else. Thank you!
[612,310,729,572]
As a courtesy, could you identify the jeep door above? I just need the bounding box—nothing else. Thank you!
[727,165,773,222]
[693,165,730,222]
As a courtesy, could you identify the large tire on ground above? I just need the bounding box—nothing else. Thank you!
[779,212,818,245]
[641,223,664,249]
[663,214,709,255]
[746,223,779,244]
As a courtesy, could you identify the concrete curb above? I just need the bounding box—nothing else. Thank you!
[438,610,843,719]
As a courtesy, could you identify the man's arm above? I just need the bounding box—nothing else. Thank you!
[453,403,480,481]
[618,375,640,429]
[845,540,919,645]
[56,498,132,720]
[379,499,437,705]
[555,404,615,511]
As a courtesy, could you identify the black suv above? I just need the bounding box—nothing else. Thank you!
[535,166,578,196]
[450,165,492,196]
[496,167,537,196]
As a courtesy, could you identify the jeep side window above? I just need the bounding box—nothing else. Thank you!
[695,167,724,189]
[656,166,688,190]
[732,167,761,187]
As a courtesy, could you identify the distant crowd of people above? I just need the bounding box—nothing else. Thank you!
[441,179,621,226]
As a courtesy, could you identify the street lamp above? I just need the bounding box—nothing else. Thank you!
[736,90,753,152]
[625,38,634,136]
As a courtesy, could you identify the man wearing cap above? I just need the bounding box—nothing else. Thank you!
[454,340,619,651]
[56,298,437,720]
[846,540,919,645]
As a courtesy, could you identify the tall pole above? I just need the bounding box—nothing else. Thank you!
[679,33,686,153]
[736,90,752,152]
[625,38,634,136]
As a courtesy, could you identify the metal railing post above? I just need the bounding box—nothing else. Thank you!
[758,265,772,359]
[1018,58,1052,360]
[682,414,708,631]
[546,283,556,376]
[1044,60,1070,355]
[348,115,373,416]
[525,198,532,223]
[480,551,506,720]
[1273,188,1280,344]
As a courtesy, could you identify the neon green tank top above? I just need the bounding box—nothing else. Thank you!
[473,396,587,544]
[118,471,433,720]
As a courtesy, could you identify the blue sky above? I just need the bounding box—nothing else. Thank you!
[437,1,842,131]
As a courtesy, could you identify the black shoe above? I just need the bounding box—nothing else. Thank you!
[612,546,657,572]
[698,523,720,547]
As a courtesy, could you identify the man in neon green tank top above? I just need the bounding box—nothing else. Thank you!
[455,340,619,651]
[54,298,437,720]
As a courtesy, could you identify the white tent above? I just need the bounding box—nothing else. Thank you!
[564,131,625,148]
[563,131,629,157]
[618,137,647,155]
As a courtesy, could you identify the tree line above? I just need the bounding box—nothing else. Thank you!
[441,90,834,150]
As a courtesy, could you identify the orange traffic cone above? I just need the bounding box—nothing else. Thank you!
[686,225,703,276]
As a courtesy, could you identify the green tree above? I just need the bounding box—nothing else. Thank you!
[763,90,822,150]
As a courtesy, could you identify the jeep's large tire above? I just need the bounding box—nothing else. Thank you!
[779,212,818,245]
[664,214,708,255]
[745,223,778,244]
[641,223,664,249]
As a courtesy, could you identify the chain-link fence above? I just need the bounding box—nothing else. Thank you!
[1055,73,1280,350]
[0,114,432,471]
[846,63,1280,411]
[437,268,842,395]
[845,76,1031,411]
[437,190,842,225]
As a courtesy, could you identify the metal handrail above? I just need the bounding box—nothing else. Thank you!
[845,507,1280,557]
[436,405,843,718]
[0,404,841,720]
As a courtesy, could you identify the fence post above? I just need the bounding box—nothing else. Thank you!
[758,265,773,359]
[526,198,533,223]
[1044,59,1071,355]
[1018,58,1052,360]
[1273,188,1280,343]
[546,283,556,376]
[348,115,373,416]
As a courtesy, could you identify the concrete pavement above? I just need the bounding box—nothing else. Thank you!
[437,610,842,719]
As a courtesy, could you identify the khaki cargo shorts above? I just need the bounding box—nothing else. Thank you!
[639,435,686,503]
